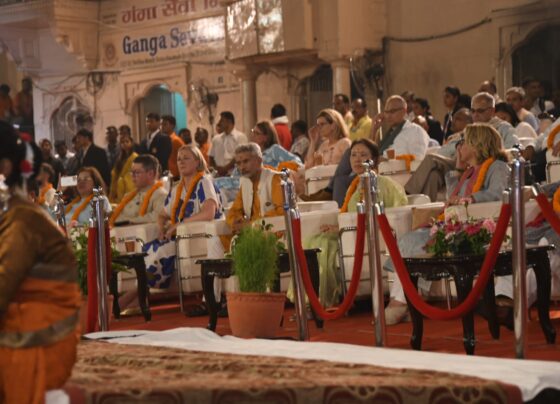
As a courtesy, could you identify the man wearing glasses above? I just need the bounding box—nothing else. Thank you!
[372,95,430,160]
[405,92,519,201]
[110,154,167,225]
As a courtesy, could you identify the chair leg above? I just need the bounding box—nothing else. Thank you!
[444,277,452,309]
[175,239,185,314]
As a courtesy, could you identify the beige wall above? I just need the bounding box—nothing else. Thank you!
[0,51,23,96]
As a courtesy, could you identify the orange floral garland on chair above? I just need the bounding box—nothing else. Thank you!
[395,154,415,172]
[340,176,361,213]
[170,172,204,224]
[66,195,94,222]
[546,125,560,150]
[37,183,53,205]
[552,188,560,213]
[109,181,163,227]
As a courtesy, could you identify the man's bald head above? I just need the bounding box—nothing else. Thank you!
[383,95,407,127]
[451,107,473,133]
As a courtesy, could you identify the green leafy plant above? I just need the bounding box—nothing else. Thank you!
[70,225,128,296]
[231,221,282,293]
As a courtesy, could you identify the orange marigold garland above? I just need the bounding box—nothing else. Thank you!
[395,154,415,172]
[472,158,494,193]
[171,172,204,224]
[340,176,361,213]
[553,187,560,213]
[546,124,560,150]
[70,195,94,222]
[37,183,53,205]
[109,181,163,227]
[65,196,81,214]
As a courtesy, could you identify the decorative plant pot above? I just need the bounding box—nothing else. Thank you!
[226,292,286,338]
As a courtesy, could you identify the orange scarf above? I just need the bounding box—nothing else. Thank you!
[170,172,204,224]
[472,158,494,194]
[546,125,560,150]
[340,176,361,213]
[37,183,53,205]
[66,195,94,222]
[109,181,163,227]
[395,154,415,172]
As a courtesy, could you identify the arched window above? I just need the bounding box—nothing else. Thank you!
[50,96,92,146]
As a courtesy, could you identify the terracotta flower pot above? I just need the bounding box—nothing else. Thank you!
[226,292,286,338]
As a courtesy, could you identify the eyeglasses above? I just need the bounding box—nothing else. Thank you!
[470,107,491,114]
[130,170,146,176]
[384,107,404,114]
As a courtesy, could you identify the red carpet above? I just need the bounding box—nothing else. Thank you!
[108,298,560,361]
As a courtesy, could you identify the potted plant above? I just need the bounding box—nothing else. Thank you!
[227,221,285,338]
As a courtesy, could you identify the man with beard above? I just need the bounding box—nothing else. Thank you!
[226,142,283,234]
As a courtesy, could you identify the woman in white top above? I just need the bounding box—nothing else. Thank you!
[495,102,538,139]
[144,145,223,289]
[305,108,352,169]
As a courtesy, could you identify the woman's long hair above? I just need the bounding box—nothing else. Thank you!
[463,123,509,164]
[254,121,280,150]
[316,108,349,140]
[114,133,135,175]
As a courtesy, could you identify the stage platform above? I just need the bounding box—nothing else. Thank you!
[51,327,560,403]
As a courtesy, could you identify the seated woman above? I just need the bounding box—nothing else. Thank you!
[384,123,510,325]
[36,162,56,211]
[143,145,224,290]
[65,166,111,229]
[495,102,537,140]
[109,132,138,203]
[305,108,352,170]
[214,121,301,203]
[292,139,407,307]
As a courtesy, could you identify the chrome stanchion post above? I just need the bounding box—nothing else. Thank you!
[361,161,386,346]
[92,188,110,332]
[280,169,309,341]
[510,153,527,358]
[53,191,67,232]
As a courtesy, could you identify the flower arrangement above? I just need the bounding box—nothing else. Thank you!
[69,225,127,295]
[424,212,497,257]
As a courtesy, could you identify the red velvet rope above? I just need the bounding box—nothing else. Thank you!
[86,225,112,333]
[377,204,512,320]
[291,212,366,320]
[535,193,560,235]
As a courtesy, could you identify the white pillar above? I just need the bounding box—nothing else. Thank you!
[235,67,260,135]
[330,58,351,97]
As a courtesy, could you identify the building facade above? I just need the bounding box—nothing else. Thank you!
[0,0,558,145]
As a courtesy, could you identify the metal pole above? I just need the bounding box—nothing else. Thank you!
[53,191,67,232]
[361,162,386,346]
[280,170,309,341]
[93,188,110,332]
[510,156,527,358]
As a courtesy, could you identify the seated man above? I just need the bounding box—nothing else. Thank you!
[404,108,473,201]
[109,154,167,226]
[371,95,430,160]
[406,92,521,201]
[226,142,284,234]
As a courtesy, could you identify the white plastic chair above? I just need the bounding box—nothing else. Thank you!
[305,164,338,194]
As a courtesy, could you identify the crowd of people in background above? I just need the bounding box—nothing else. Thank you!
[5,73,560,321]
